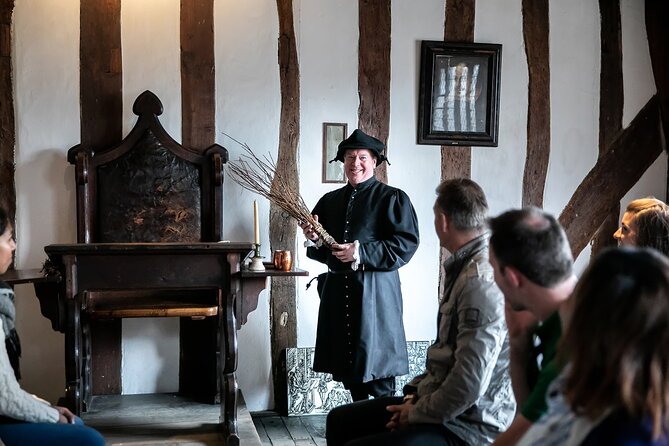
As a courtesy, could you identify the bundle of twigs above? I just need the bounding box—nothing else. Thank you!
[225,136,337,249]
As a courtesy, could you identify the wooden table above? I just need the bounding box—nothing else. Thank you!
[33,242,306,446]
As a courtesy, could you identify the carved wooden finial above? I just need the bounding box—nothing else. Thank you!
[132,90,163,117]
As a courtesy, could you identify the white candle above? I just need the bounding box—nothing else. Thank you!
[253,200,260,245]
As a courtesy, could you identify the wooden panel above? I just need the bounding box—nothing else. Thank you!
[560,96,664,257]
[440,0,475,183]
[180,0,215,150]
[645,0,669,142]
[272,0,300,414]
[358,0,391,184]
[521,0,550,208]
[591,0,623,256]
[80,0,122,149]
[80,0,123,397]
[97,131,202,242]
[645,0,669,204]
[0,0,15,231]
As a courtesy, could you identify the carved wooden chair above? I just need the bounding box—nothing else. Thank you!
[67,90,228,406]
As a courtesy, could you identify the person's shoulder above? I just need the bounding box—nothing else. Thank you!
[373,182,413,202]
[318,185,348,200]
[465,246,495,281]
[458,252,504,309]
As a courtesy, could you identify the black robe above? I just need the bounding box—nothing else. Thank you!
[307,176,419,383]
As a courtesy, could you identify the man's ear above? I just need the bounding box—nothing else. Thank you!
[503,265,523,288]
[438,212,449,233]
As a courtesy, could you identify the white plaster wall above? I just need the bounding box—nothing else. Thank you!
[216,0,281,410]
[13,0,79,404]
[619,0,667,232]
[389,0,443,342]
[474,0,526,215]
[9,0,662,412]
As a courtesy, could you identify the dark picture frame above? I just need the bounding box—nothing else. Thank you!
[322,122,348,183]
[417,41,502,146]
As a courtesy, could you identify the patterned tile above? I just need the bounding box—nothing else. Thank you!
[286,341,431,416]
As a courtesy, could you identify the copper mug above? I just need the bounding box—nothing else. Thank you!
[273,250,293,271]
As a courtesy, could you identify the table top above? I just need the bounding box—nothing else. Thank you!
[0,268,54,285]
[45,241,255,255]
[241,263,309,277]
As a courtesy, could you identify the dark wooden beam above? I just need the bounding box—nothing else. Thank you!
[591,0,623,256]
[271,0,299,414]
[358,0,390,184]
[178,0,218,403]
[645,0,669,148]
[80,0,122,396]
[0,0,15,233]
[80,0,122,151]
[521,0,550,207]
[180,0,215,150]
[440,0,475,182]
[560,95,664,257]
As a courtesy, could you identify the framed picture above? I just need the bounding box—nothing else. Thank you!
[417,41,502,147]
[322,122,348,183]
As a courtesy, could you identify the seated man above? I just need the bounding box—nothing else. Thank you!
[488,208,577,446]
[326,179,515,446]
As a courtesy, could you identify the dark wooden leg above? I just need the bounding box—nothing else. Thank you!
[221,288,240,445]
[64,297,83,414]
[82,312,92,410]
[91,319,122,397]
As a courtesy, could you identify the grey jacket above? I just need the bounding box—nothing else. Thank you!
[0,319,59,423]
[407,234,515,445]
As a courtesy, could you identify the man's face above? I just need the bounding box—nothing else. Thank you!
[489,246,525,311]
[344,149,377,187]
[613,211,638,247]
[0,224,16,275]
[433,203,447,247]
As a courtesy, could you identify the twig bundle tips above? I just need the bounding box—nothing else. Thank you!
[225,137,337,249]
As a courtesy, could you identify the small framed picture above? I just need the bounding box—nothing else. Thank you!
[322,123,348,183]
[417,41,502,147]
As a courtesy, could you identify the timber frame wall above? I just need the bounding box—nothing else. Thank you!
[0,0,667,413]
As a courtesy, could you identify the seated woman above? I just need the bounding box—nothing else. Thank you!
[0,207,104,446]
[614,197,669,254]
[518,247,669,445]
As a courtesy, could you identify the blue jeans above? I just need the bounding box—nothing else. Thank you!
[0,416,105,446]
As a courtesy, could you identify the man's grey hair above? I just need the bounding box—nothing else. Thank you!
[435,178,488,231]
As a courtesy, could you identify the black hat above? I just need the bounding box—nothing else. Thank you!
[330,129,389,165]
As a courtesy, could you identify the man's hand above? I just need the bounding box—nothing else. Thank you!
[504,304,538,339]
[505,303,537,406]
[299,215,320,242]
[55,405,76,424]
[385,401,413,431]
[331,243,356,263]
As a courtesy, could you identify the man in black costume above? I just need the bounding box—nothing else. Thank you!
[300,129,419,401]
